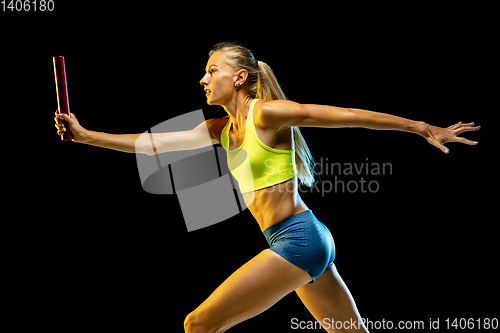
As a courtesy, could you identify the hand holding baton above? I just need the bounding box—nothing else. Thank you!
[53,56,73,141]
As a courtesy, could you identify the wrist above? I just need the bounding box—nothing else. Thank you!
[411,121,428,137]
[76,128,94,144]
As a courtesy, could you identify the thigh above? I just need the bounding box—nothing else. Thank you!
[190,249,312,332]
[295,264,369,332]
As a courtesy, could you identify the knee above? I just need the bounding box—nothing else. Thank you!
[184,310,217,333]
[184,311,199,333]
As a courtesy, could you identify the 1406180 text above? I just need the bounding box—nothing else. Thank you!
[1,0,54,11]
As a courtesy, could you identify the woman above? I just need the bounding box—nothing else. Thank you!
[55,42,479,332]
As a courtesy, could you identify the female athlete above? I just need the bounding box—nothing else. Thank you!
[55,42,480,332]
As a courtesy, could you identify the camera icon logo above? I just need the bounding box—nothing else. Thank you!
[135,110,253,232]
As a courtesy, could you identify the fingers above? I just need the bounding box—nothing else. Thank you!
[54,121,67,135]
[453,136,478,146]
[433,144,449,154]
[451,122,480,145]
[54,115,64,130]
[448,122,480,132]
[448,121,480,131]
[447,122,462,130]
[54,111,73,136]
[455,122,481,135]
[427,136,450,154]
[438,144,449,154]
[56,113,71,121]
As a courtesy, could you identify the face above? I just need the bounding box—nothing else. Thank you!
[200,51,238,105]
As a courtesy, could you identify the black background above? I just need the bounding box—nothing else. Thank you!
[3,2,496,332]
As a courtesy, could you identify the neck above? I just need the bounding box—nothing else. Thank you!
[222,93,253,128]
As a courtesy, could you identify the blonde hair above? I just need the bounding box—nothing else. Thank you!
[209,42,315,187]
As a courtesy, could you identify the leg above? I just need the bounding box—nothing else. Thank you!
[184,249,312,333]
[295,264,369,332]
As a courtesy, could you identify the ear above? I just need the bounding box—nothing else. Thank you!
[234,69,249,87]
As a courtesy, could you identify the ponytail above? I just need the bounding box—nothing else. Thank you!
[257,61,315,187]
[256,61,284,101]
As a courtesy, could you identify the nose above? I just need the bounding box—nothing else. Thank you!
[200,73,210,86]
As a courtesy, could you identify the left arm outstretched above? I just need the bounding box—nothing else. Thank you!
[257,100,480,154]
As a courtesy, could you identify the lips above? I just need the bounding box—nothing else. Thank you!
[204,88,211,96]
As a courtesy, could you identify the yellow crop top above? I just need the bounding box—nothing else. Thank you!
[220,99,296,193]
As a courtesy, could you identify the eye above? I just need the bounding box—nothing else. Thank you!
[209,67,217,75]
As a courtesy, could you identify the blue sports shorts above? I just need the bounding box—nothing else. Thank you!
[262,210,335,283]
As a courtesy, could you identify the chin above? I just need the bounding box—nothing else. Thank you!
[206,95,222,106]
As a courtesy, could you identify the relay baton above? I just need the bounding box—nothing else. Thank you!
[53,56,73,141]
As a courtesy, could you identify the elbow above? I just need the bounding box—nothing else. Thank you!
[135,132,157,155]
[343,108,363,127]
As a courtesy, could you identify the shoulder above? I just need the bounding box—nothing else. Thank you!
[254,99,306,128]
[207,116,230,133]
[205,116,230,144]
